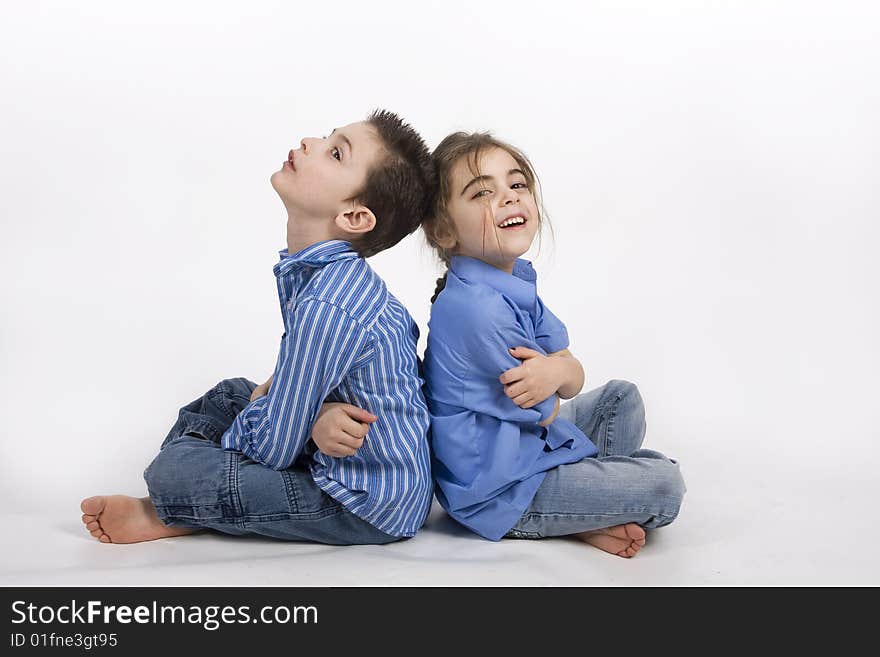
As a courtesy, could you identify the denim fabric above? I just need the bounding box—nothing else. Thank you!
[143,378,401,545]
[505,380,687,539]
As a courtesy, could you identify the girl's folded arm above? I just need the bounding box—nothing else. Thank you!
[547,348,585,399]
[459,297,559,424]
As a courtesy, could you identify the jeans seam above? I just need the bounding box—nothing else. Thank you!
[152,505,347,524]
[226,451,246,529]
[602,403,614,457]
[281,470,300,512]
[210,383,240,420]
[244,506,345,524]
[519,506,680,521]
[603,390,629,458]
[585,388,617,456]
[602,394,623,456]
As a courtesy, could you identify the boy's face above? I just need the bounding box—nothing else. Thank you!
[444,147,539,272]
[271,120,383,221]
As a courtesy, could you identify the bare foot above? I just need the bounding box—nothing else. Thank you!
[80,495,196,544]
[574,523,646,558]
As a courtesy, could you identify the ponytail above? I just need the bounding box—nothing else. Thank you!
[430,271,448,304]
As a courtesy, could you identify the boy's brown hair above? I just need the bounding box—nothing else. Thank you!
[352,109,437,258]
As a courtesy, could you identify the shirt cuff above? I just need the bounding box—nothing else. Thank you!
[534,393,558,422]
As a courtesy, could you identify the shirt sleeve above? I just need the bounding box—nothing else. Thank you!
[461,296,558,423]
[535,297,570,354]
[221,298,373,470]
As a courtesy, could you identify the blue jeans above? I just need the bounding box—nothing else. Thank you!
[143,378,400,545]
[505,380,686,539]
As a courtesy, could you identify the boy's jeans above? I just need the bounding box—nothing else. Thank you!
[505,380,687,539]
[143,378,400,545]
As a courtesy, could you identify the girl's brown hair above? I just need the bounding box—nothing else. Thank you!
[422,131,551,303]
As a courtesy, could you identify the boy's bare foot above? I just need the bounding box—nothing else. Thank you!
[80,495,196,544]
[574,523,646,558]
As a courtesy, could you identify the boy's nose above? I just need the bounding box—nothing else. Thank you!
[301,136,324,153]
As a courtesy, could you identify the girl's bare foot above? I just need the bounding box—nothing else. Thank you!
[80,495,196,544]
[574,523,646,558]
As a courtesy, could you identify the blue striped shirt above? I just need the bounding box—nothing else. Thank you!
[221,239,433,537]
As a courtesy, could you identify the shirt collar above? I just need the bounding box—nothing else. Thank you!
[449,255,538,315]
[274,239,358,277]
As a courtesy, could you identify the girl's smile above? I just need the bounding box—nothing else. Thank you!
[497,212,528,229]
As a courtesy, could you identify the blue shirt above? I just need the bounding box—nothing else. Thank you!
[221,239,433,537]
[423,255,598,541]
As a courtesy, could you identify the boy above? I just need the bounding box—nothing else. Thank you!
[80,110,436,545]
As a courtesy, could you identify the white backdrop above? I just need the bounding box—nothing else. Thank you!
[2,1,878,580]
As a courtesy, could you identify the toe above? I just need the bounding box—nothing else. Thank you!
[82,514,96,523]
[81,496,106,516]
[625,523,646,541]
[98,534,111,543]
[86,521,99,531]
[90,529,103,538]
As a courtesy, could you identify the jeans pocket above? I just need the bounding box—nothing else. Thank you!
[281,466,341,516]
[181,419,224,444]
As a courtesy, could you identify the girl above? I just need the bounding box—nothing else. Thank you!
[421,132,686,558]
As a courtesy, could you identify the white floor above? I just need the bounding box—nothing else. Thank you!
[3,440,877,587]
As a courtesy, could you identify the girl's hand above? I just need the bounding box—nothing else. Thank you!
[537,396,560,427]
[249,374,274,402]
[499,346,566,408]
[311,402,377,458]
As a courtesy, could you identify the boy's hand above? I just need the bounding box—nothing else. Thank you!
[311,402,377,458]
[250,374,274,402]
[500,346,565,409]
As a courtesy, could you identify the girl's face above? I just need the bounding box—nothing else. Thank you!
[444,147,539,273]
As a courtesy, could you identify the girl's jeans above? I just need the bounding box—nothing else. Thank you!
[505,380,687,539]
[143,378,400,545]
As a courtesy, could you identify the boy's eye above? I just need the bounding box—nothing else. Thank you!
[512,182,527,189]
[332,147,341,161]
[472,189,492,199]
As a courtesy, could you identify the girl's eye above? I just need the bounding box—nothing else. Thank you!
[332,147,341,161]
[512,182,527,189]
[472,189,492,199]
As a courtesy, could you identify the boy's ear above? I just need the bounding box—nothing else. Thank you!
[334,204,377,236]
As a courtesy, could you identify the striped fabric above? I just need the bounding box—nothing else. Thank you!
[221,239,433,537]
